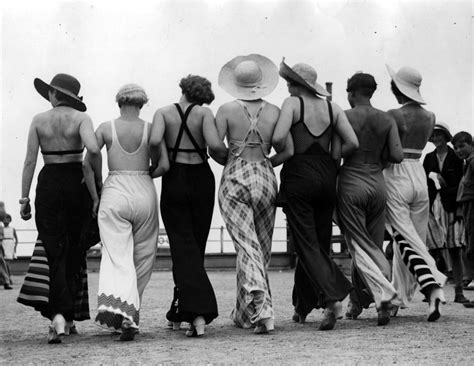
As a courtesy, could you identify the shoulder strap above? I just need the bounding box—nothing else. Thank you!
[171,103,206,162]
[110,119,118,145]
[297,96,305,124]
[327,100,334,126]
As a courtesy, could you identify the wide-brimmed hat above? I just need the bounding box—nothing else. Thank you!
[34,73,86,111]
[430,121,453,142]
[387,65,425,105]
[279,58,330,97]
[218,54,279,100]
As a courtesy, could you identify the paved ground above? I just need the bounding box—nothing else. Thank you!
[1,271,473,365]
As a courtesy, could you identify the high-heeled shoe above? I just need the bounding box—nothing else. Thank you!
[120,319,139,341]
[65,321,78,336]
[292,312,307,324]
[319,301,342,331]
[48,314,66,344]
[377,301,391,326]
[167,321,181,330]
[254,318,274,334]
[427,288,446,322]
[186,316,205,337]
[345,299,362,320]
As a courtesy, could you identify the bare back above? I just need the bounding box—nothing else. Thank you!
[388,104,435,156]
[344,106,396,165]
[219,100,280,162]
[162,103,207,164]
[34,107,86,164]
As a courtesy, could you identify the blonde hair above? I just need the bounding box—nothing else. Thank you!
[116,83,148,108]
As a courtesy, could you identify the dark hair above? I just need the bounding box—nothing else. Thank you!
[180,75,215,105]
[390,80,416,103]
[346,73,377,97]
[452,131,473,145]
[5,214,11,220]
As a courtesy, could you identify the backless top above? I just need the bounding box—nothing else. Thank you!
[107,119,150,171]
[167,103,208,163]
[290,96,333,155]
[229,100,271,159]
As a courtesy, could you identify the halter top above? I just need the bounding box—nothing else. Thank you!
[229,100,271,158]
[167,103,208,163]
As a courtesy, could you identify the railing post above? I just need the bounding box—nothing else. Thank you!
[220,225,224,254]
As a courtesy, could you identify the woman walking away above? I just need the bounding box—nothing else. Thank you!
[17,73,101,343]
[2,214,19,288]
[86,84,163,341]
[149,75,227,337]
[272,59,358,330]
[216,54,293,334]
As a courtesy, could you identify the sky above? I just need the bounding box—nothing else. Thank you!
[1,0,473,236]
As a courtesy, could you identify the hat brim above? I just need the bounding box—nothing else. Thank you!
[218,54,279,100]
[387,65,425,105]
[279,59,330,97]
[34,78,87,112]
[429,125,453,142]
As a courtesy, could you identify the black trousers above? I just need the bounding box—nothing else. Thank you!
[282,154,352,315]
[34,163,90,321]
[161,162,218,324]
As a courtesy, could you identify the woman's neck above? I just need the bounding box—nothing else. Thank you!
[436,145,448,154]
[119,106,140,120]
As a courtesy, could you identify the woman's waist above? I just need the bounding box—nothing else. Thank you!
[108,170,150,176]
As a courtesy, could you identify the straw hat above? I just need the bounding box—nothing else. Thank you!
[34,73,86,112]
[430,121,453,142]
[386,65,425,105]
[279,58,330,97]
[218,54,279,100]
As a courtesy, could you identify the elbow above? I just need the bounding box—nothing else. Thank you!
[87,146,101,156]
[389,153,403,164]
[272,139,285,153]
[149,136,162,149]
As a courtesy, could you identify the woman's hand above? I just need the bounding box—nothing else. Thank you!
[20,202,32,221]
[92,198,99,218]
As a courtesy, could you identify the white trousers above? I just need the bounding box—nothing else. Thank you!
[384,160,446,307]
[96,171,159,330]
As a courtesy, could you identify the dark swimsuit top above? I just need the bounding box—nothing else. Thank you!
[41,102,85,156]
[290,96,333,155]
[167,103,208,163]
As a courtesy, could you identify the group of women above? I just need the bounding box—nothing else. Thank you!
[18,53,366,344]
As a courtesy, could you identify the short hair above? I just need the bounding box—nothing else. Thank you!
[390,80,416,103]
[116,84,148,109]
[346,73,377,97]
[452,131,473,145]
[4,214,11,220]
[179,75,215,105]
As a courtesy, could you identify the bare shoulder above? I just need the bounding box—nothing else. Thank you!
[264,101,280,114]
[197,105,214,117]
[387,108,403,121]
[217,101,237,114]
[329,101,344,114]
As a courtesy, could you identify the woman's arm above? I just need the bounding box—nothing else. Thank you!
[211,105,229,166]
[83,125,106,217]
[79,115,102,187]
[203,107,228,164]
[332,103,359,158]
[272,97,295,152]
[149,109,166,149]
[270,134,294,167]
[386,118,403,163]
[20,117,40,220]
[150,141,170,178]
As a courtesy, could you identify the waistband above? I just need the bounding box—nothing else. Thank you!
[43,162,83,167]
[108,170,149,176]
[402,148,423,154]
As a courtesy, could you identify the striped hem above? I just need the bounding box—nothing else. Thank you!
[95,293,139,330]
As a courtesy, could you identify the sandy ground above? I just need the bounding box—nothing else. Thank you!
[1,270,473,365]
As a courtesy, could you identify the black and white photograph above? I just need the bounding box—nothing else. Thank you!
[1,0,473,364]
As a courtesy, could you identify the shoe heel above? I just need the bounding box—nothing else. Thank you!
[172,322,181,330]
[193,316,205,337]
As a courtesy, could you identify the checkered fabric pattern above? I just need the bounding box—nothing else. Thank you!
[219,157,277,328]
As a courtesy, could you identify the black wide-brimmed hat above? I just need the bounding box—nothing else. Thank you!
[34,73,86,112]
